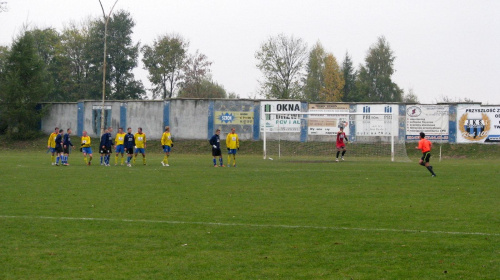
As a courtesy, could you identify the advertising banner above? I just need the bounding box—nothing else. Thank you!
[405,105,449,140]
[457,106,500,143]
[214,111,254,125]
[261,101,302,132]
[308,104,350,135]
[355,104,398,136]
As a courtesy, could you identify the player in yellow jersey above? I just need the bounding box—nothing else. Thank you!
[81,130,93,165]
[134,127,147,165]
[47,127,59,165]
[114,127,126,165]
[226,127,240,167]
[161,126,174,166]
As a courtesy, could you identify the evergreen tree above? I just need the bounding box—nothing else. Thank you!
[341,52,358,102]
[0,31,50,139]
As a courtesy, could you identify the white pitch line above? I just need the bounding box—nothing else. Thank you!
[0,215,498,237]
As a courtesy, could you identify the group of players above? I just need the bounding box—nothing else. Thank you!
[47,125,435,176]
[48,126,158,167]
[47,126,241,168]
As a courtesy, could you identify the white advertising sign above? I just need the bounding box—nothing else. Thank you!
[308,104,350,135]
[355,104,398,136]
[261,101,302,132]
[457,106,500,143]
[406,105,449,140]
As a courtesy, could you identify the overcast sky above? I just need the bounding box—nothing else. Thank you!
[1,0,499,104]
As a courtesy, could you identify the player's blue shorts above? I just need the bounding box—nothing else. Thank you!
[163,145,171,153]
[115,145,124,153]
[228,149,237,155]
[49,148,56,153]
[135,148,145,154]
[82,147,92,154]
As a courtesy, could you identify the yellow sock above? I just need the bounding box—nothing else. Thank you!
[84,157,88,164]
[227,155,231,166]
[115,155,118,165]
[233,156,236,166]
[51,155,55,163]
[133,156,136,163]
[143,157,146,164]
[163,155,168,164]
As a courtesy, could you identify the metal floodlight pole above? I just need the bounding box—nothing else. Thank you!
[99,0,118,136]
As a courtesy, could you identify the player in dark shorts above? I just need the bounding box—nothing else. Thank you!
[54,129,64,166]
[124,127,135,167]
[209,129,224,167]
[415,132,436,177]
[62,128,74,165]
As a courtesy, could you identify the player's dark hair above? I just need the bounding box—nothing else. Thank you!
[55,127,59,130]
[420,132,425,138]
[59,129,63,133]
[138,127,142,131]
[127,127,131,130]
[119,127,123,130]
[67,128,71,132]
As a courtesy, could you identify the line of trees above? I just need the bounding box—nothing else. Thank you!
[255,34,417,103]
[0,9,419,138]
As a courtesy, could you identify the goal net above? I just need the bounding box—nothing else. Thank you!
[262,112,410,162]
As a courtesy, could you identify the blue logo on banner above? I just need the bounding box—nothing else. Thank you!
[219,112,235,123]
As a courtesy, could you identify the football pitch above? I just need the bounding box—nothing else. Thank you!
[0,150,499,279]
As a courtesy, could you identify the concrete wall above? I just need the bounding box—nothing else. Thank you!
[170,99,210,140]
[127,101,164,139]
[41,103,78,134]
[39,99,499,144]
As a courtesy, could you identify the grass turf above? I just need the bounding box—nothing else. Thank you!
[0,146,499,279]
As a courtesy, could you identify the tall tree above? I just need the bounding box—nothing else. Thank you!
[27,28,63,101]
[255,34,307,99]
[0,31,50,139]
[142,34,189,100]
[304,42,326,102]
[177,50,212,98]
[356,36,403,102]
[319,53,344,102]
[85,10,145,100]
[55,22,91,101]
[341,52,358,102]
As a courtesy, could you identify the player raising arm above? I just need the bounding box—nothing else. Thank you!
[415,132,437,177]
[336,126,348,162]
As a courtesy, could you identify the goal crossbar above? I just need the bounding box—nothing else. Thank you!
[262,111,399,161]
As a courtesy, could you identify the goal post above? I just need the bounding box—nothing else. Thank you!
[262,111,410,162]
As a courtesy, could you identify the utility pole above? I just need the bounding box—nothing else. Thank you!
[98,0,118,136]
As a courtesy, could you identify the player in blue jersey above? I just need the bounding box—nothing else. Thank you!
[100,127,113,166]
[124,127,135,167]
[62,128,74,166]
[54,129,64,166]
[209,129,224,167]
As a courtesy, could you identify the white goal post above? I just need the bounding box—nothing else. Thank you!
[262,111,409,162]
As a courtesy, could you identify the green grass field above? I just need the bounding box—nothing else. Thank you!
[0,143,499,279]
